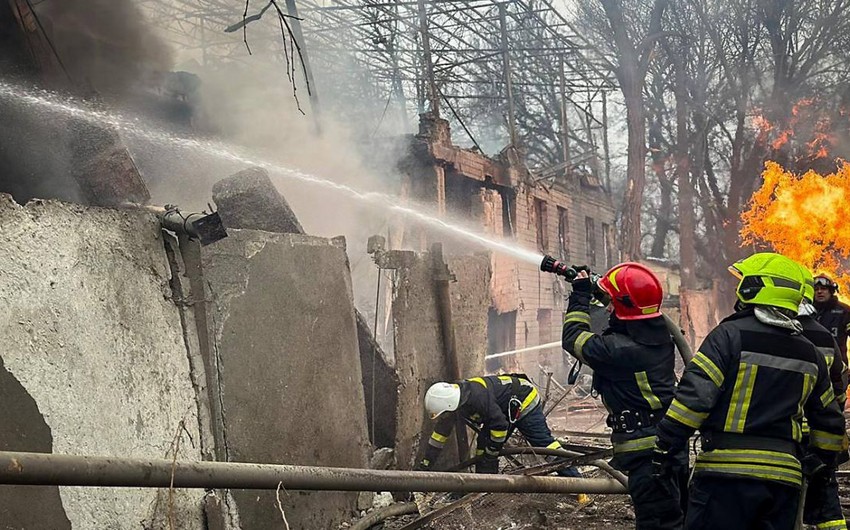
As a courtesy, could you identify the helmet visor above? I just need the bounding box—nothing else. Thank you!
[814,277,833,288]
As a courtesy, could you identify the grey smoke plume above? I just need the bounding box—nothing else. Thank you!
[36,0,173,96]
[0,0,171,202]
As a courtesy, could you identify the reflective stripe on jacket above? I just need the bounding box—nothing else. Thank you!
[656,308,846,487]
[423,374,540,465]
[562,289,676,470]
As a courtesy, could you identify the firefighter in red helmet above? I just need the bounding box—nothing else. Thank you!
[562,262,686,530]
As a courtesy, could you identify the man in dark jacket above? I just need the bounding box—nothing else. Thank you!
[654,253,846,530]
[799,271,848,530]
[814,273,850,368]
[418,374,581,480]
[562,261,685,530]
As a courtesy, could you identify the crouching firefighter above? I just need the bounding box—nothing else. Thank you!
[653,253,846,530]
[561,262,687,530]
[417,375,582,480]
[799,269,849,530]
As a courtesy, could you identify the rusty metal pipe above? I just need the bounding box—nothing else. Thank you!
[0,451,627,494]
[123,203,227,246]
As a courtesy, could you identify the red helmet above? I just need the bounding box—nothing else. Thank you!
[597,262,664,320]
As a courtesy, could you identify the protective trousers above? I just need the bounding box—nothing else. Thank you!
[627,457,687,530]
[804,471,847,529]
[514,406,580,477]
[685,475,799,530]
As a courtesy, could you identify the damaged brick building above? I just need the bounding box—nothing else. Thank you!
[396,115,618,378]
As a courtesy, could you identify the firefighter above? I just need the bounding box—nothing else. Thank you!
[813,273,850,367]
[653,252,846,530]
[799,270,848,530]
[418,375,582,481]
[561,262,686,530]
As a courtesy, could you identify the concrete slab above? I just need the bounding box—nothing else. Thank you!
[389,250,491,470]
[201,229,370,529]
[212,167,305,234]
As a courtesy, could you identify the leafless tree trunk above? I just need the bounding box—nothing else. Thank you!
[599,0,669,260]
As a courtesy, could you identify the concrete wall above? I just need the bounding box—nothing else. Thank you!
[201,229,371,530]
[388,249,490,470]
[0,196,204,529]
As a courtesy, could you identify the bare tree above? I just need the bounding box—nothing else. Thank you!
[576,0,669,260]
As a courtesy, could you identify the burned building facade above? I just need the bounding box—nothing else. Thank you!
[397,115,618,378]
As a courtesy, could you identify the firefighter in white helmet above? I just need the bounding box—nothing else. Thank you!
[419,375,581,481]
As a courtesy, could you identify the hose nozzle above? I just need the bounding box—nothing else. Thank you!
[540,255,578,280]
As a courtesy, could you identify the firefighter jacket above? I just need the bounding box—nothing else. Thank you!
[655,307,846,488]
[422,375,540,467]
[562,289,677,471]
[815,297,850,366]
[799,314,847,410]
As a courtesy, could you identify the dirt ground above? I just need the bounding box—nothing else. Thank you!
[346,398,850,529]
[381,491,636,530]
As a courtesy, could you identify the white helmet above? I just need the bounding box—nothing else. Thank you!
[425,382,461,419]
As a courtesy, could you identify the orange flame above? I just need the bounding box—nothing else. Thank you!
[740,160,850,293]
[750,99,835,159]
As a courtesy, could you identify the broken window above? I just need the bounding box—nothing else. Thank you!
[537,308,552,345]
[486,309,517,372]
[585,216,596,267]
[557,206,570,262]
[502,191,515,237]
[534,198,548,253]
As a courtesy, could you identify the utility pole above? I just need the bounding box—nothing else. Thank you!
[498,3,517,147]
[602,91,612,191]
[559,56,571,173]
[417,0,439,115]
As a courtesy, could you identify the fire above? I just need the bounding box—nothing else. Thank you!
[740,160,850,293]
[750,99,837,160]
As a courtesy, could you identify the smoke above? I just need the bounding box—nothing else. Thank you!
[0,0,414,315]
[37,0,173,97]
[122,12,413,315]
[0,0,172,202]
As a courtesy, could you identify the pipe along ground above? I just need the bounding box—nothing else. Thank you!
[0,451,627,494]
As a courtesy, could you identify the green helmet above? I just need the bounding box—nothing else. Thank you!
[799,266,815,303]
[727,253,806,312]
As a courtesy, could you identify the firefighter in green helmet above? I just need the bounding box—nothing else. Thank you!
[653,252,846,530]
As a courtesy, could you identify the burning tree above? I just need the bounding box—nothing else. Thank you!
[741,160,850,292]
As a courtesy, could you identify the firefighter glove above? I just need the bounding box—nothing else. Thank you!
[414,459,431,472]
[651,446,675,479]
[801,452,829,478]
[572,276,593,295]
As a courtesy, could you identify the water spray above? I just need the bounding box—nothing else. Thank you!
[0,81,542,265]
